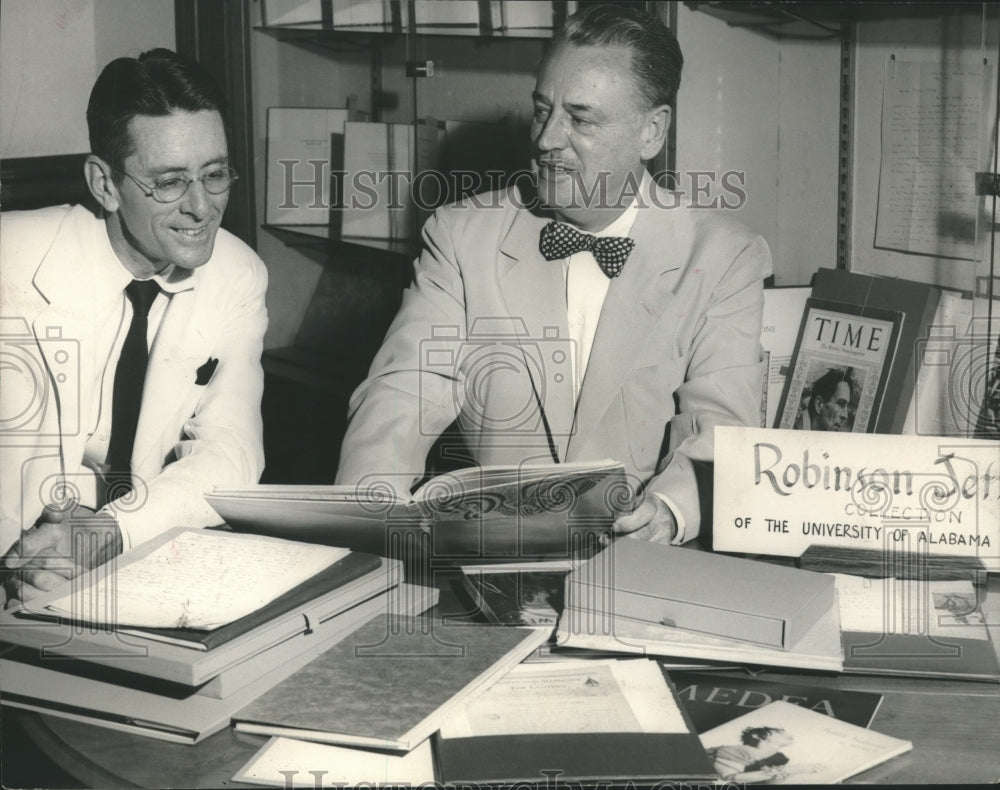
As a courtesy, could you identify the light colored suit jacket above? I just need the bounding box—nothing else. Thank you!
[0,204,267,554]
[336,183,771,537]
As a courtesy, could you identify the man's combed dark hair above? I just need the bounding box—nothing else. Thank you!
[553,3,683,108]
[741,726,782,748]
[87,48,228,174]
[810,367,856,403]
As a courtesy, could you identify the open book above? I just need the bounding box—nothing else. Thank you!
[17,528,382,651]
[208,460,629,558]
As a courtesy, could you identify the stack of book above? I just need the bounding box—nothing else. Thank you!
[0,527,437,743]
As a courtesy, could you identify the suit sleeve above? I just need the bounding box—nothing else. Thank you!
[335,208,469,496]
[644,233,771,539]
[108,253,268,551]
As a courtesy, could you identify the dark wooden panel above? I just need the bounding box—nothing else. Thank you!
[0,154,96,213]
[175,0,256,248]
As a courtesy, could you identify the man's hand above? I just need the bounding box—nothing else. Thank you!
[612,496,678,544]
[3,503,122,605]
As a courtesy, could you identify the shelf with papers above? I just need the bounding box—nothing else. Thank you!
[256,23,562,40]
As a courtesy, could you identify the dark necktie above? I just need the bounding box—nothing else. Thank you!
[538,220,635,278]
[106,279,160,501]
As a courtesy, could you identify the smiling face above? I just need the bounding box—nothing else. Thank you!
[102,110,230,278]
[530,43,669,231]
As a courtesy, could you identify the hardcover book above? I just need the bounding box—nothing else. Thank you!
[809,268,941,434]
[265,107,362,227]
[699,700,912,784]
[233,615,551,751]
[0,584,437,744]
[776,297,903,433]
[555,598,845,674]
[434,659,715,784]
[208,459,628,558]
[566,541,836,649]
[18,529,380,648]
[0,531,402,686]
[832,573,1000,682]
[338,119,445,241]
[668,670,883,733]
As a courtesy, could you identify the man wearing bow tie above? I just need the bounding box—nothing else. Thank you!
[336,4,771,544]
[0,50,267,603]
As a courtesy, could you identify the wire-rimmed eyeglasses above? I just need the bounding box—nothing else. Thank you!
[116,166,238,204]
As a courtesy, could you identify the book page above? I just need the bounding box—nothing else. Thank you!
[439,659,689,738]
[875,60,986,260]
[41,531,348,630]
[761,287,811,428]
[833,574,988,640]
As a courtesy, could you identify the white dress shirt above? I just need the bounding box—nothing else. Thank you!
[556,203,687,544]
[79,241,194,509]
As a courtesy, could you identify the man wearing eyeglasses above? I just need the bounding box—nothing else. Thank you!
[0,49,267,604]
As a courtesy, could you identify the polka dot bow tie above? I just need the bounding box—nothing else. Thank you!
[538,220,635,278]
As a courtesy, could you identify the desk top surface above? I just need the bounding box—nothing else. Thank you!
[10,669,1000,788]
[6,573,1000,787]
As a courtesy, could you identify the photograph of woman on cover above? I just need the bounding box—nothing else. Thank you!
[706,725,821,784]
[793,365,858,432]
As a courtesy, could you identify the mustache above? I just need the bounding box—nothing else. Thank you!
[536,157,573,169]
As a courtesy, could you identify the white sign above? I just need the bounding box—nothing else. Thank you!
[713,427,1000,570]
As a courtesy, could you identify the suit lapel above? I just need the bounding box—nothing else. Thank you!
[132,283,212,470]
[567,199,683,460]
[497,208,575,460]
[31,209,116,469]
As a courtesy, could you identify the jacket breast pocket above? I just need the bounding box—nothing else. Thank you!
[622,356,687,473]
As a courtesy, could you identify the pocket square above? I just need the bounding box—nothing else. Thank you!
[195,357,219,386]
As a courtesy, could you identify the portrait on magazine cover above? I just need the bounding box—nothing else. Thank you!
[791,363,858,432]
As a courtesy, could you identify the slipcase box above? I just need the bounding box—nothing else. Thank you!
[566,540,835,649]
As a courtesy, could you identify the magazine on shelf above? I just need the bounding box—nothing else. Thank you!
[776,297,903,433]
[809,268,941,434]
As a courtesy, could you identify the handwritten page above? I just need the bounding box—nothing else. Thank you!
[42,531,348,630]
[833,574,987,640]
[875,60,988,260]
[439,659,688,738]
